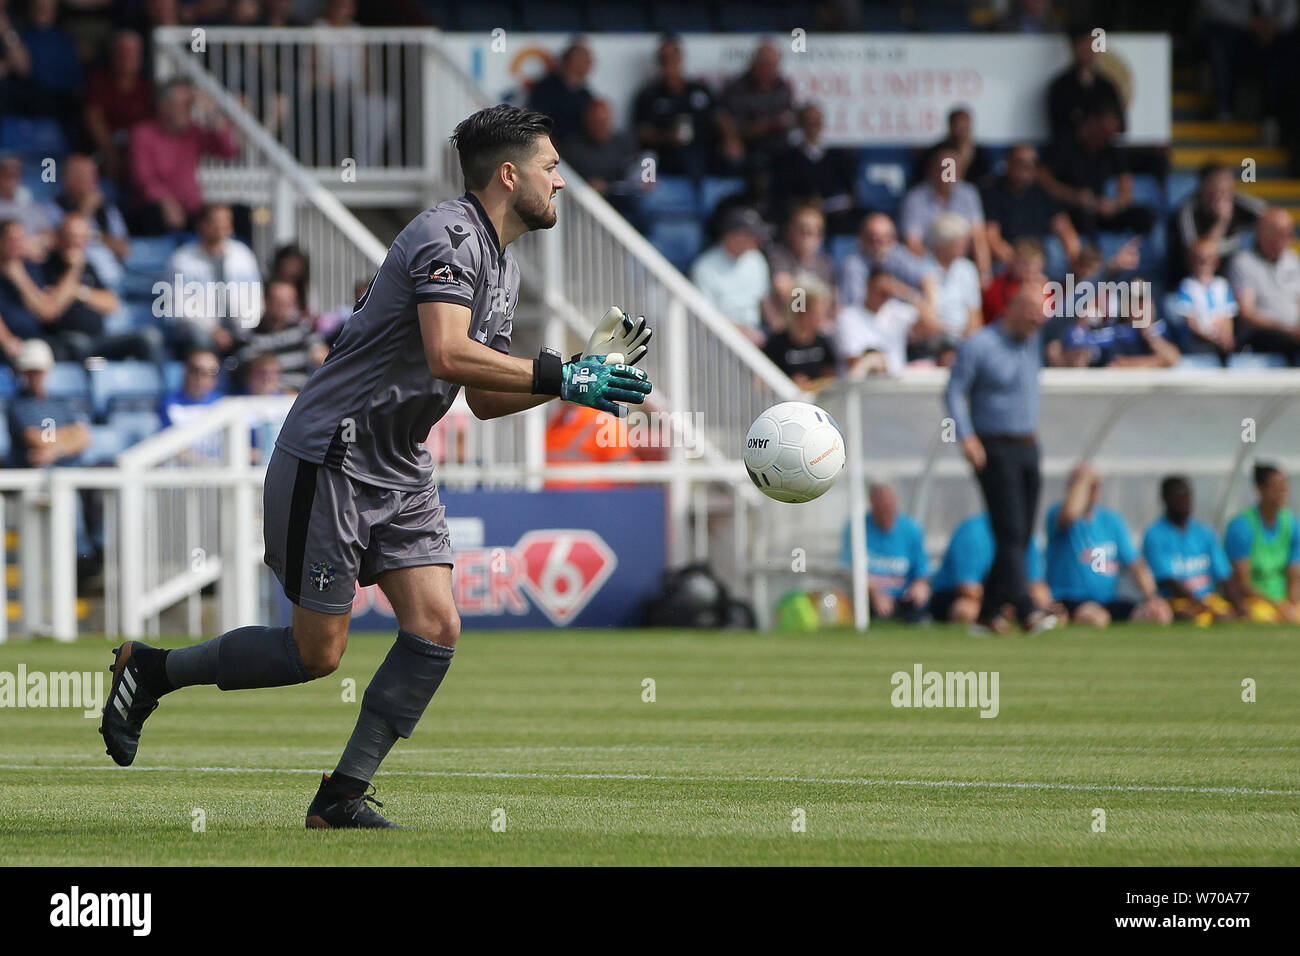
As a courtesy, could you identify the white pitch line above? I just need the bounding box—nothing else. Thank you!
[2,764,1298,797]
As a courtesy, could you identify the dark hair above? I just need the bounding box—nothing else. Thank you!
[867,267,895,284]
[450,105,555,192]
[1160,474,1189,499]
[271,242,311,308]
[1255,462,1282,489]
[1198,161,1228,181]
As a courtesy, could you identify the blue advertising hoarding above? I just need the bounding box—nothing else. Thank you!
[277,486,666,629]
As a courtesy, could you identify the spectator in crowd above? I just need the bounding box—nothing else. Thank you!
[526,39,595,149]
[1201,0,1296,132]
[995,0,1062,33]
[927,212,983,346]
[11,0,83,144]
[945,283,1056,635]
[717,40,796,166]
[128,78,239,235]
[771,103,858,233]
[316,275,368,346]
[837,268,940,377]
[911,107,994,191]
[269,242,313,317]
[900,145,991,280]
[929,513,1054,624]
[563,98,644,223]
[1167,162,1264,284]
[49,153,130,292]
[1046,23,1125,143]
[1040,104,1157,239]
[164,203,264,354]
[1143,475,1236,624]
[632,34,717,181]
[6,337,89,468]
[982,237,1046,323]
[84,30,154,183]
[1173,238,1237,361]
[0,2,32,115]
[762,273,838,389]
[0,154,54,257]
[837,211,938,311]
[841,481,931,622]
[763,201,835,331]
[239,350,287,463]
[0,218,68,351]
[159,346,224,429]
[1227,207,1300,363]
[1224,462,1300,623]
[1049,282,1180,368]
[234,279,326,392]
[982,143,1080,268]
[40,212,161,362]
[1045,462,1173,627]
[689,206,771,343]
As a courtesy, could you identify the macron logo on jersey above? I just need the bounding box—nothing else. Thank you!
[445,223,470,249]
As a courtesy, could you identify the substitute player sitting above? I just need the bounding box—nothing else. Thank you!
[98,105,654,828]
[1142,475,1235,625]
[1224,463,1300,623]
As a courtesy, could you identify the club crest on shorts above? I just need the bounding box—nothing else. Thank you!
[308,561,335,593]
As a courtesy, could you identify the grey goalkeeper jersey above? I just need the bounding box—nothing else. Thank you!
[276,193,520,490]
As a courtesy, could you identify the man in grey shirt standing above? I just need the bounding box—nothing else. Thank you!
[98,105,655,828]
[945,283,1057,634]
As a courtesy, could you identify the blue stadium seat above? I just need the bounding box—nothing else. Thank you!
[89,360,164,420]
[1167,171,1198,209]
[1105,174,1165,212]
[47,362,90,400]
[856,153,907,216]
[829,234,860,271]
[642,176,698,218]
[1227,352,1290,370]
[0,116,67,157]
[124,235,184,274]
[83,424,129,466]
[649,220,704,273]
[1177,353,1223,370]
[107,409,163,446]
[699,177,745,216]
[164,360,186,394]
[0,364,15,400]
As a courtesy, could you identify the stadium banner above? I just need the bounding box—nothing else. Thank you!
[445,32,1170,146]
[278,487,666,629]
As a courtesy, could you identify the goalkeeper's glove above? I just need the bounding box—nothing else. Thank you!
[579,307,652,367]
[531,348,652,417]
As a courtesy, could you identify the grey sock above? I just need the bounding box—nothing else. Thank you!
[334,630,454,784]
[165,625,312,691]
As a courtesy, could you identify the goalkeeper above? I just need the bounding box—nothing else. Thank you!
[97,105,653,828]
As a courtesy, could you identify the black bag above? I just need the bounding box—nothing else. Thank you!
[641,562,755,629]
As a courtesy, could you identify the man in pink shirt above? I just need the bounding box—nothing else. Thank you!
[128,78,239,235]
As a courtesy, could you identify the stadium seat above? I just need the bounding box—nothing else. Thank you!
[699,176,745,216]
[1106,174,1165,213]
[0,116,67,157]
[641,176,698,218]
[648,219,704,273]
[451,0,517,30]
[1167,171,1198,209]
[164,360,186,394]
[912,0,977,31]
[1227,352,1290,370]
[89,360,164,420]
[0,364,15,400]
[586,4,650,30]
[82,424,129,466]
[1177,353,1223,370]
[829,234,860,271]
[856,154,907,217]
[1042,235,1070,282]
[107,409,163,446]
[47,362,90,400]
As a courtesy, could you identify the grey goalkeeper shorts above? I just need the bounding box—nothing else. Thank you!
[263,447,454,614]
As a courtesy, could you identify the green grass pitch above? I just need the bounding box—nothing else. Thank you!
[1,624,1298,865]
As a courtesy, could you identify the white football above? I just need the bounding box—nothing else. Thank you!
[743,401,846,503]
